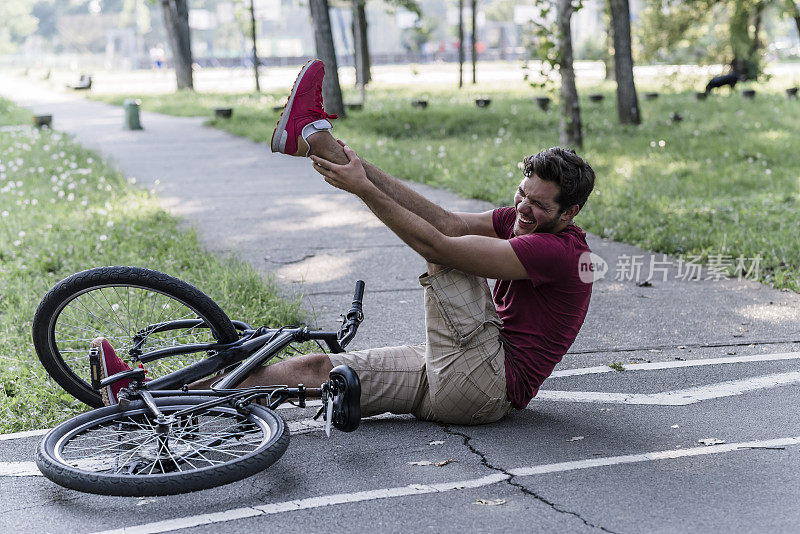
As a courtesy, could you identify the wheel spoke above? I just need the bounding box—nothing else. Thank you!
[51,284,226,386]
[58,406,270,477]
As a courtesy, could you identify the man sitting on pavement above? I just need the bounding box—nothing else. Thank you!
[255,59,597,425]
[95,59,596,427]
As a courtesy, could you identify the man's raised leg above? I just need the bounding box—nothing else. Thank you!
[270,60,469,237]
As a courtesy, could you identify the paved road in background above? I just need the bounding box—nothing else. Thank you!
[1,73,800,533]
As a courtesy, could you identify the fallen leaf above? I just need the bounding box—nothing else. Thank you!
[429,440,445,445]
[567,436,585,442]
[435,458,454,467]
[698,438,725,446]
[727,351,737,355]
[408,460,433,466]
[475,498,507,506]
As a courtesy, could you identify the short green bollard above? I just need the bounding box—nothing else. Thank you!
[123,99,143,130]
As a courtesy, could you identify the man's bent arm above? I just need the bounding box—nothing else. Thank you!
[356,184,527,280]
[311,143,523,278]
[361,159,473,237]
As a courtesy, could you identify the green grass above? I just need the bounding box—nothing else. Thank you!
[0,98,306,433]
[93,77,800,292]
[607,361,626,372]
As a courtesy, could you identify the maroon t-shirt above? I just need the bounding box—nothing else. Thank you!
[492,206,592,409]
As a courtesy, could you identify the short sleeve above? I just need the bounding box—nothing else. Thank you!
[492,206,516,239]
[508,233,567,286]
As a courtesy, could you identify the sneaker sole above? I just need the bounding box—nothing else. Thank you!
[91,338,114,406]
[270,59,320,154]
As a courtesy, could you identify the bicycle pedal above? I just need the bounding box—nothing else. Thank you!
[117,396,131,411]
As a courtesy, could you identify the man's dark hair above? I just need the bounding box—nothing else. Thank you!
[523,147,595,212]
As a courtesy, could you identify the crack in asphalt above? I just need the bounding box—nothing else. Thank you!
[441,425,619,534]
[265,253,317,265]
[0,495,81,515]
[250,471,295,503]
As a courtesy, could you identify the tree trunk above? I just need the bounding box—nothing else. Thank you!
[470,0,477,84]
[249,0,260,92]
[310,0,346,117]
[609,0,640,124]
[498,25,507,60]
[352,0,371,88]
[603,7,614,80]
[160,0,193,90]
[747,2,765,59]
[788,0,800,40]
[729,0,764,80]
[557,0,582,149]
[458,0,464,88]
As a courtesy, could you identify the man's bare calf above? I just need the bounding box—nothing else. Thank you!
[191,353,333,389]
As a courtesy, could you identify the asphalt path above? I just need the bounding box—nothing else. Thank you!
[1,71,800,533]
[4,351,800,533]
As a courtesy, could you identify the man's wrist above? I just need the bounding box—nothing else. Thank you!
[354,178,380,199]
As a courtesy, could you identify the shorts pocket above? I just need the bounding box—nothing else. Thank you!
[425,270,502,346]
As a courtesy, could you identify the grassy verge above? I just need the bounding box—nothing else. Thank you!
[0,98,306,433]
[94,75,800,292]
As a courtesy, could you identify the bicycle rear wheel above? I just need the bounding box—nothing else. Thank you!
[36,396,289,496]
[32,266,239,407]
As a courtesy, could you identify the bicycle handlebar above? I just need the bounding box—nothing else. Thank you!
[320,280,365,353]
[353,280,365,304]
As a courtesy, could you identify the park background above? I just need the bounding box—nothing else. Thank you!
[1,0,799,432]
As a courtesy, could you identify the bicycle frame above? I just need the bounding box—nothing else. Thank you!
[92,281,365,413]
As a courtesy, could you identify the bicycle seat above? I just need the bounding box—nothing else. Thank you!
[328,365,361,432]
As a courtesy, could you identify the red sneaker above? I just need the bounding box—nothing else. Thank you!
[91,338,144,406]
[270,59,338,157]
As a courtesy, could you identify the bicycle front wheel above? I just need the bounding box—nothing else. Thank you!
[32,266,239,407]
[37,396,289,496]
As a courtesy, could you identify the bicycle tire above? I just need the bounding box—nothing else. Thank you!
[32,266,239,408]
[36,396,289,496]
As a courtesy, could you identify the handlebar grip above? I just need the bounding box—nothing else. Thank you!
[353,280,365,305]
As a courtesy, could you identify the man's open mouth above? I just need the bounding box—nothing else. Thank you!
[518,215,535,225]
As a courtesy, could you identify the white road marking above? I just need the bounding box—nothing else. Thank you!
[549,351,800,378]
[0,429,49,441]
[0,461,40,477]
[91,436,800,534]
[287,418,326,434]
[536,371,800,405]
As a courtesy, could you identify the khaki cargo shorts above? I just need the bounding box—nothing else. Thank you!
[329,268,512,425]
